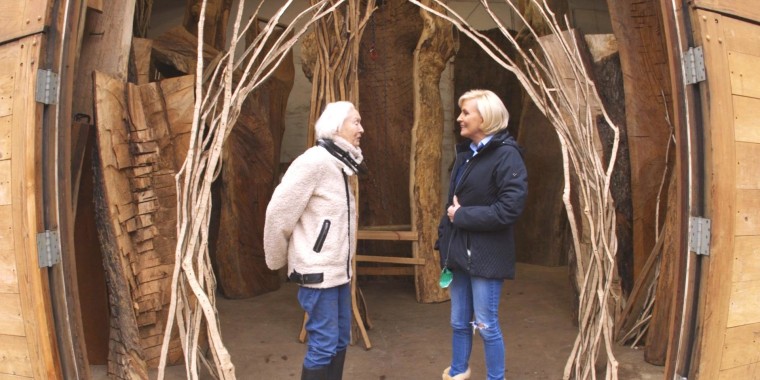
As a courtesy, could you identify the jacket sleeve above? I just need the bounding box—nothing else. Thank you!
[453,147,528,231]
[263,155,323,270]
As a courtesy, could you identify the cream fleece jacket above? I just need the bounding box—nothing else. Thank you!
[263,137,361,289]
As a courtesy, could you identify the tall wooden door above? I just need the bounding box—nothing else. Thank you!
[691,2,760,379]
[0,1,63,379]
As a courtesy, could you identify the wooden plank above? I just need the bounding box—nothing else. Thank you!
[0,44,18,118]
[0,249,18,293]
[721,322,760,370]
[0,1,47,44]
[727,280,760,328]
[735,189,760,236]
[693,0,760,25]
[357,266,415,276]
[734,96,760,144]
[736,142,760,189]
[0,294,24,336]
[130,38,153,85]
[0,373,33,380]
[718,362,759,380]
[728,51,760,99]
[733,236,760,283]
[0,161,9,206]
[355,255,425,265]
[72,0,136,122]
[0,335,33,377]
[0,116,10,159]
[10,34,61,379]
[0,206,12,252]
[357,230,418,241]
[693,10,737,379]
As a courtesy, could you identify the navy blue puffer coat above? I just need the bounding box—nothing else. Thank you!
[437,131,528,279]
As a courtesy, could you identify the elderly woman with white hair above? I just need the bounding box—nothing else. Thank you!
[264,101,364,380]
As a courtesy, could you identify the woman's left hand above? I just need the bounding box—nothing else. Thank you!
[447,195,461,222]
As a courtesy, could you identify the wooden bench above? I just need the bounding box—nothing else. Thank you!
[299,227,425,350]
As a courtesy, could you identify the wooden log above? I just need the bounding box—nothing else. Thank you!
[93,71,149,379]
[584,34,634,295]
[357,0,421,253]
[94,72,196,370]
[183,0,233,51]
[209,22,294,299]
[410,0,456,303]
[151,26,219,76]
[606,0,674,280]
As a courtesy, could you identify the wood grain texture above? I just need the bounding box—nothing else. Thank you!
[410,0,455,303]
[607,0,673,280]
[0,1,47,44]
[693,0,760,24]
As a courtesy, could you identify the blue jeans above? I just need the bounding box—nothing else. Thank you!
[449,269,505,380]
[297,282,351,369]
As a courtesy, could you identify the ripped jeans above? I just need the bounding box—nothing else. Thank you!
[449,269,505,380]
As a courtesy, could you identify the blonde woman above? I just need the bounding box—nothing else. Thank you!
[437,90,528,380]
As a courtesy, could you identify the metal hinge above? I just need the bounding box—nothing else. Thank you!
[37,230,61,267]
[683,46,706,85]
[35,69,59,105]
[689,216,711,256]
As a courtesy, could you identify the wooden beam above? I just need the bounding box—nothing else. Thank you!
[356,255,425,265]
[87,0,104,12]
[357,230,418,241]
[357,267,415,276]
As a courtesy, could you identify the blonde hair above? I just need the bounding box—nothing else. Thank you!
[315,101,356,140]
[458,89,509,135]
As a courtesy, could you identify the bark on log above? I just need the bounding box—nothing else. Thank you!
[606,0,673,279]
[584,34,634,295]
[410,0,456,303]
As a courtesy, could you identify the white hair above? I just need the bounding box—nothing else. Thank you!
[314,101,356,140]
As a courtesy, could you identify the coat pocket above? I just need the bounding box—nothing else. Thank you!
[313,219,331,252]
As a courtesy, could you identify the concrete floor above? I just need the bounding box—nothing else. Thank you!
[92,263,664,379]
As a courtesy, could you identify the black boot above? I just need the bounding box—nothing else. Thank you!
[327,349,347,380]
[301,365,328,380]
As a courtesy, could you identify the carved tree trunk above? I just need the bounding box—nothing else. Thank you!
[410,0,456,303]
[606,0,673,279]
[153,23,293,298]
[357,0,421,235]
[93,71,194,375]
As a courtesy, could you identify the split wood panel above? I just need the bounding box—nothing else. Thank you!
[0,33,60,379]
[694,9,760,379]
